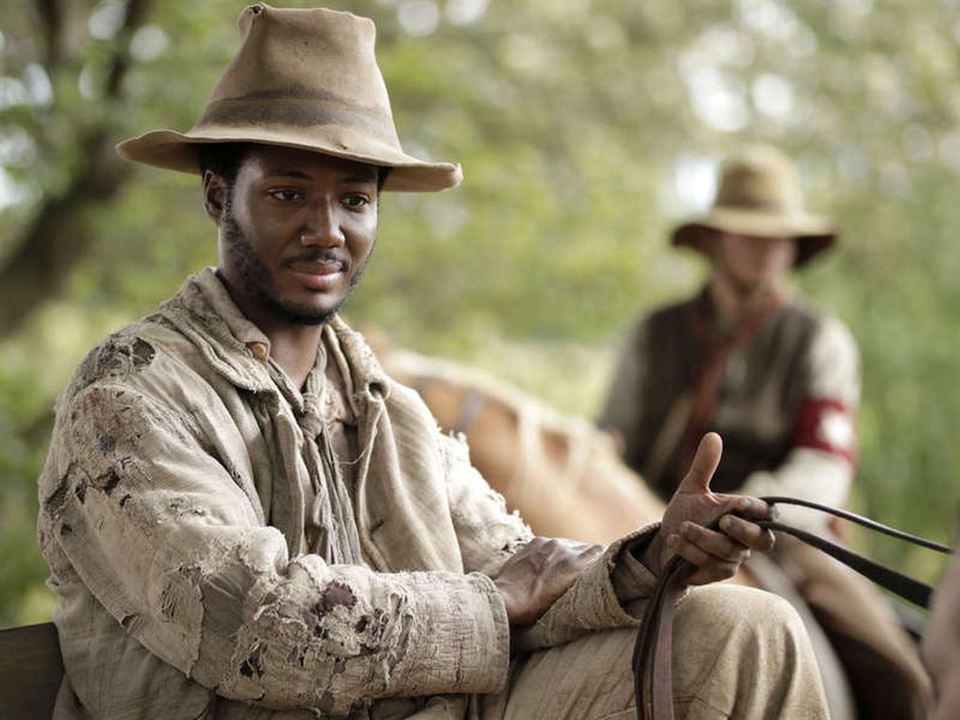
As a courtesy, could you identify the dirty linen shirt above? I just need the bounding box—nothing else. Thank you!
[267,335,363,564]
[38,268,660,720]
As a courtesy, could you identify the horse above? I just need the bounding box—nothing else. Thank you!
[381,348,667,544]
[378,344,857,719]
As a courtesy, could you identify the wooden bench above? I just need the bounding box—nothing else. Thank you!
[0,623,63,720]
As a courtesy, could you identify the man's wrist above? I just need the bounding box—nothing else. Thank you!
[637,530,665,577]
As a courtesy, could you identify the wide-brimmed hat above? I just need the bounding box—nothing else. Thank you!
[116,3,461,192]
[672,145,836,267]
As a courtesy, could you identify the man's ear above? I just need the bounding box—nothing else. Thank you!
[202,170,226,224]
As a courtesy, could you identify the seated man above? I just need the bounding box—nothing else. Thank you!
[37,5,828,719]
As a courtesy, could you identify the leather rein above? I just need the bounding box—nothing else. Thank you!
[632,496,953,720]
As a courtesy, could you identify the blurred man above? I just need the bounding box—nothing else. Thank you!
[35,6,828,719]
[600,145,931,719]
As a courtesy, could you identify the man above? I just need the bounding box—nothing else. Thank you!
[599,145,931,719]
[37,6,828,719]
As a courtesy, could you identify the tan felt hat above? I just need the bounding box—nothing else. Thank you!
[672,145,836,267]
[116,3,462,192]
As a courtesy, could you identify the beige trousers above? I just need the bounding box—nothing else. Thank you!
[477,584,829,720]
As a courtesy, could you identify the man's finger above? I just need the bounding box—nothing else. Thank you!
[676,432,723,495]
[680,522,750,562]
[718,515,777,552]
[728,495,777,520]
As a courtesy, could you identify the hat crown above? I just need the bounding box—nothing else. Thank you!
[713,145,805,215]
[197,4,399,146]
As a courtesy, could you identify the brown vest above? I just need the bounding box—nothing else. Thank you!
[623,291,818,500]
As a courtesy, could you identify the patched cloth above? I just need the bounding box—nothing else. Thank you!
[37,268,662,720]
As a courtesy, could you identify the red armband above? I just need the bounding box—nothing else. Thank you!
[792,397,857,465]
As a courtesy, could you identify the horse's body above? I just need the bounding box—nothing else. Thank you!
[384,349,667,544]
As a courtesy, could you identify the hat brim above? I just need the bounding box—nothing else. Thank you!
[672,207,837,267]
[116,126,462,193]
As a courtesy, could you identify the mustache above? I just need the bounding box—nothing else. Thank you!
[284,248,349,270]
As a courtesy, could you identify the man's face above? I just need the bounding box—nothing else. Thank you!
[712,231,795,291]
[214,145,379,326]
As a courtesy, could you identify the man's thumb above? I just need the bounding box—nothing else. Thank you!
[678,432,723,494]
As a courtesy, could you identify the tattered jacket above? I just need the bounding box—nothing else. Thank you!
[38,269,650,719]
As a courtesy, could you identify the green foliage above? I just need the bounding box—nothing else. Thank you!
[1,0,959,626]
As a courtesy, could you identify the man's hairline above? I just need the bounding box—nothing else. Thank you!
[203,142,391,192]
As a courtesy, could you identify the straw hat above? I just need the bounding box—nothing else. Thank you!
[116,3,461,193]
[672,145,836,267]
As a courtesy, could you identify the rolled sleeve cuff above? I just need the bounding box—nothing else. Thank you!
[611,526,660,606]
[391,571,512,696]
[511,523,660,652]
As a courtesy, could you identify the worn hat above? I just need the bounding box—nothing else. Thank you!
[672,145,836,266]
[116,3,461,192]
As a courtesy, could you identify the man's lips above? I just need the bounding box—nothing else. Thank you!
[286,258,348,290]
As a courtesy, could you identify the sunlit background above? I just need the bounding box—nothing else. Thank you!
[1,0,959,627]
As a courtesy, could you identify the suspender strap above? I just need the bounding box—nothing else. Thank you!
[633,496,952,720]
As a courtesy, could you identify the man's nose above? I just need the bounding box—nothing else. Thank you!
[299,201,345,247]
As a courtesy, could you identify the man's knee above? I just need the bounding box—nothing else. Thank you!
[671,585,826,718]
[676,583,806,647]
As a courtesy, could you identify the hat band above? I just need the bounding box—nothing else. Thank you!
[197,93,398,145]
[714,196,798,214]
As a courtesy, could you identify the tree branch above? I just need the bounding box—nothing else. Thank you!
[0,0,152,341]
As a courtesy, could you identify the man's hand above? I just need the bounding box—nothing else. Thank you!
[642,432,776,585]
[493,537,602,626]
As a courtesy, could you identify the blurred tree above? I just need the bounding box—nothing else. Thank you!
[1,0,958,625]
[0,0,151,340]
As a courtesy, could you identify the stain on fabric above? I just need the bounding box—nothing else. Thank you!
[74,334,157,392]
[311,581,358,620]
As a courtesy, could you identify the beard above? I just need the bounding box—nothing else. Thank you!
[221,206,371,326]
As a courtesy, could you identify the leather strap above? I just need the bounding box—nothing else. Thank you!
[633,497,953,720]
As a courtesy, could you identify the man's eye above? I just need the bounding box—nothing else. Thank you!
[343,194,370,209]
[268,189,302,202]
